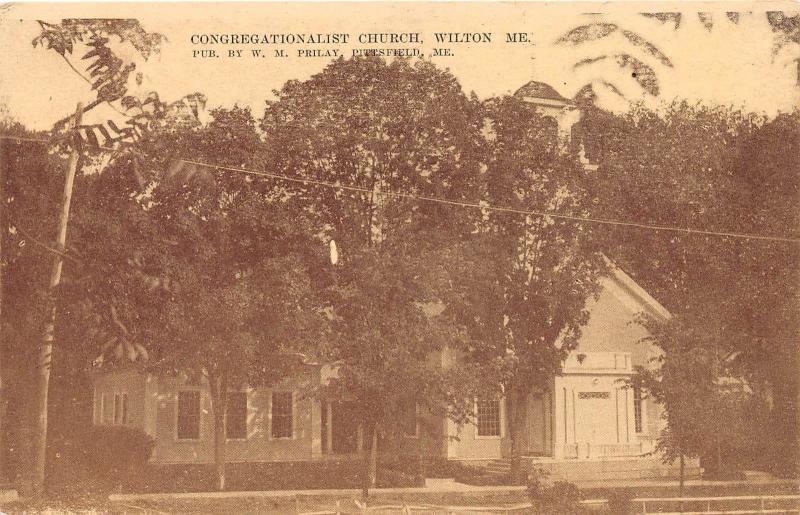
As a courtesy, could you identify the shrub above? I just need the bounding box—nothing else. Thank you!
[140,458,425,493]
[606,489,636,514]
[421,456,479,478]
[48,425,155,497]
[528,473,583,514]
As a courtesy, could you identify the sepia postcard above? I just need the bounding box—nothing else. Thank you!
[0,2,798,513]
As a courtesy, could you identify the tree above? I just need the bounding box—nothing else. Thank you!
[7,18,166,496]
[446,96,606,479]
[261,57,486,496]
[62,106,329,491]
[0,121,70,488]
[32,19,165,132]
[583,102,799,475]
[632,315,749,493]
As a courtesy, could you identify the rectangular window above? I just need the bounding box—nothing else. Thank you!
[401,399,419,438]
[102,393,114,425]
[122,393,129,424]
[96,393,103,424]
[633,386,643,434]
[177,390,201,440]
[113,393,129,425]
[226,392,248,440]
[477,398,501,437]
[271,392,293,439]
[113,394,121,424]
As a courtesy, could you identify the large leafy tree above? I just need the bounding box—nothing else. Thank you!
[59,106,329,492]
[446,96,606,478]
[584,102,799,474]
[261,57,486,495]
[5,18,166,496]
[0,121,70,488]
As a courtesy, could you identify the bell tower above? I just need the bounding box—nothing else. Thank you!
[514,81,597,171]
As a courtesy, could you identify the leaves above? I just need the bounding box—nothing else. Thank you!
[583,103,799,469]
[555,23,619,45]
[640,12,682,29]
[33,19,165,130]
[261,57,489,428]
[448,96,606,396]
[572,54,662,96]
[620,30,674,67]
[556,21,673,99]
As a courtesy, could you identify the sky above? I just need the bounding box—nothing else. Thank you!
[1,2,798,130]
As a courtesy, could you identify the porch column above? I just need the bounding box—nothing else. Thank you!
[326,400,333,455]
[311,399,322,457]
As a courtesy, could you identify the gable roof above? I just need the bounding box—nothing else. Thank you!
[603,257,671,322]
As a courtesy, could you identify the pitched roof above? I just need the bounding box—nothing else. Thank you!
[514,81,569,102]
[604,258,671,322]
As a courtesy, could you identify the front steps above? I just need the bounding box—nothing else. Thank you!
[480,456,703,482]
[525,456,702,482]
[483,460,511,478]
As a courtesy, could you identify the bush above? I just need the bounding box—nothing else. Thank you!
[48,425,155,497]
[528,472,583,514]
[140,458,425,493]
[378,454,476,479]
[606,489,636,514]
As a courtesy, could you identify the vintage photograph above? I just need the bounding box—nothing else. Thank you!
[0,2,798,513]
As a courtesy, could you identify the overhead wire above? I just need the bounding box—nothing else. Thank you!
[178,159,800,245]
[2,135,799,245]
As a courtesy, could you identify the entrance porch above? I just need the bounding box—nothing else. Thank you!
[510,352,658,461]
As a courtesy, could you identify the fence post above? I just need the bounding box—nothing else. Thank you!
[760,497,765,513]
[641,499,647,514]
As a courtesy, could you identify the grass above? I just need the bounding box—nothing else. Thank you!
[3,491,529,514]
[3,478,796,514]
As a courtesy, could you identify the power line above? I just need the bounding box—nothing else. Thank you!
[179,159,800,245]
[1,133,123,153]
[2,136,798,244]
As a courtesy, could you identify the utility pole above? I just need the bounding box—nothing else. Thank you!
[0,133,6,484]
[29,103,83,496]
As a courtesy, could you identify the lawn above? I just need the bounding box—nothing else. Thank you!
[2,479,796,514]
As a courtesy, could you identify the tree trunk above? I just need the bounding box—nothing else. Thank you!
[679,452,685,497]
[369,424,378,488]
[0,134,6,483]
[208,370,228,491]
[715,434,723,474]
[360,420,370,499]
[29,104,83,496]
[509,389,526,483]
